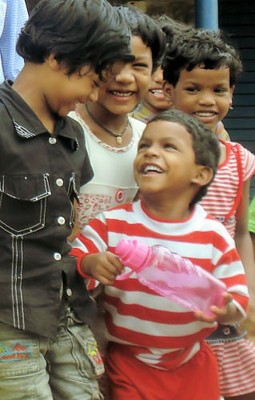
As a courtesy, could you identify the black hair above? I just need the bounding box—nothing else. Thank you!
[116,6,166,71]
[148,109,221,206]
[162,29,242,87]
[154,14,195,39]
[17,0,134,79]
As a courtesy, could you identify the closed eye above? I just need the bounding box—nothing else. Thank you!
[164,143,177,150]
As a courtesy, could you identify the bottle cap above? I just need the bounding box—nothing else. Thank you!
[115,239,150,271]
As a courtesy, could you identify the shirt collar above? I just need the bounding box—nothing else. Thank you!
[0,81,79,150]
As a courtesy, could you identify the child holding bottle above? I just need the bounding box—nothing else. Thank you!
[71,110,248,400]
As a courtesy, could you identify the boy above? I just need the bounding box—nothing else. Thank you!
[0,0,134,398]
[71,110,248,400]
[131,65,172,123]
[162,29,255,399]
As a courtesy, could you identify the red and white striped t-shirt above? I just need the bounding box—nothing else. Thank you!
[200,141,255,237]
[71,201,248,370]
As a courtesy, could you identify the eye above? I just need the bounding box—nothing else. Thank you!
[138,142,149,151]
[164,143,177,150]
[134,62,149,68]
[214,87,227,94]
[185,86,198,93]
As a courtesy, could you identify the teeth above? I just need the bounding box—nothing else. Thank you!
[150,89,163,95]
[111,91,132,97]
[196,112,215,117]
[143,165,163,173]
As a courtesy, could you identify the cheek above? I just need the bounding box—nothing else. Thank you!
[219,98,231,115]
[137,74,151,95]
[176,97,194,111]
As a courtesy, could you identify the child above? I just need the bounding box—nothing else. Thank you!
[130,65,172,122]
[0,0,134,398]
[69,5,165,232]
[130,15,191,124]
[71,110,248,400]
[163,29,255,399]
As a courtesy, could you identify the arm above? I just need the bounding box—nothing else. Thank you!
[70,212,124,284]
[235,179,255,323]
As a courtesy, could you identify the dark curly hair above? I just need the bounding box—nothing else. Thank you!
[162,29,242,88]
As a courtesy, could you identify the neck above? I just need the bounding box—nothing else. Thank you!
[85,102,128,129]
[84,102,130,145]
[141,195,192,221]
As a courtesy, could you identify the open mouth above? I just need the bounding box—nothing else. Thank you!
[110,90,134,97]
[142,165,164,174]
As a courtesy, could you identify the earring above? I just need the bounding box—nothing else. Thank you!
[229,100,233,110]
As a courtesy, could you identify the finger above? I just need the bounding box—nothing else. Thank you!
[194,310,216,323]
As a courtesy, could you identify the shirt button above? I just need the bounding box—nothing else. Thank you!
[56,178,64,187]
[54,252,62,261]
[57,216,66,225]
[66,288,72,297]
[223,327,231,335]
[49,137,57,144]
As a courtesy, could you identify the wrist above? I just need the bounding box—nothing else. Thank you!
[77,255,91,279]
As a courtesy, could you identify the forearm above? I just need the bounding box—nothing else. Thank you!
[235,231,255,297]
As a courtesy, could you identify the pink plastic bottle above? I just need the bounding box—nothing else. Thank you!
[115,239,226,317]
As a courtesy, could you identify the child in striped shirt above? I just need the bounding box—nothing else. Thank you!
[71,110,248,400]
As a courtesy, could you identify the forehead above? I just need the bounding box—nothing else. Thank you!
[131,35,152,60]
[142,120,191,141]
[179,65,231,85]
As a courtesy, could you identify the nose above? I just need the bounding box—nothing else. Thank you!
[198,90,216,106]
[144,144,160,158]
[115,63,135,84]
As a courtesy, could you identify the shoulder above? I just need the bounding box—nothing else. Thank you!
[230,142,255,179]
[194,204,234,238]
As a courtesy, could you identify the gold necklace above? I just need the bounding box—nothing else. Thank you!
[86,104,130,145]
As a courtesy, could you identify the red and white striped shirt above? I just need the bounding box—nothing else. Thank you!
[71,201,248,370]
[200,141,255,237]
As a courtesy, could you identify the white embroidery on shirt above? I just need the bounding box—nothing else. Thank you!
[14,122,36,138]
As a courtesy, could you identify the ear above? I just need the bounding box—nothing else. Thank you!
[191,165,214,187]
[163,81,175,103]
[229,85,235,107]
[45,54,61,71]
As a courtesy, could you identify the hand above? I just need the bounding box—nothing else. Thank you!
[82,252,124,286]
[194,292,236,324]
